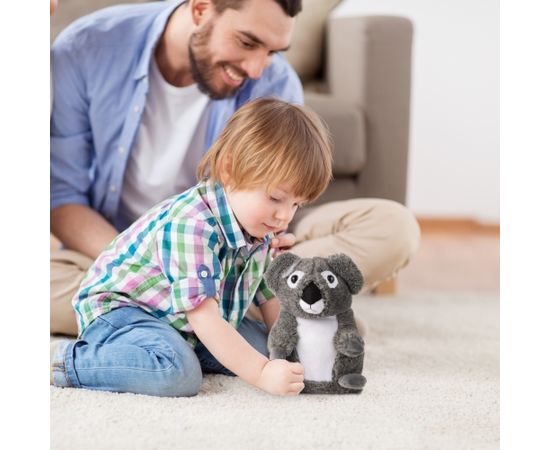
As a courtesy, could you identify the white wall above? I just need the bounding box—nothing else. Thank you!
[334,0,500,223]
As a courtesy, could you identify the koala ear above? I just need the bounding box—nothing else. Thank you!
[326,254,364,294]
[264,252,301,293]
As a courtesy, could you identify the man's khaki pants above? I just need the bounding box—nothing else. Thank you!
[51,198,421,336]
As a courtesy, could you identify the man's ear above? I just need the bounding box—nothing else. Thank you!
[264,252,301,293]
[326,254,364,295]
[190,0,215,26]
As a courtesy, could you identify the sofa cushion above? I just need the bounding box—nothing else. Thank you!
[305,92,366,176]
[285,0,342,82]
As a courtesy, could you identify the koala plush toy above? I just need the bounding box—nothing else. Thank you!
[264,252,367,394]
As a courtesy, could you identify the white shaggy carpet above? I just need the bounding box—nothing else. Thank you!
[50,292,499,449]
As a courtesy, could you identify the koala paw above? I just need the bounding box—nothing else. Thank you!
[336,332,364,358]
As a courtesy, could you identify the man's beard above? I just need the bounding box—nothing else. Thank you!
[188,22,246,100]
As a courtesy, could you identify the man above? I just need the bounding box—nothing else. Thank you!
[51,0,420,336]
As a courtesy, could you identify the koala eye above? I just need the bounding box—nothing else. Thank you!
[321,270,339,288]
[286,270,305,288]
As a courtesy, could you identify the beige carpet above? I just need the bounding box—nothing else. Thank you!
[50,292,499,449]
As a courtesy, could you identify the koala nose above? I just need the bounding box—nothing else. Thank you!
[301,282,322,305]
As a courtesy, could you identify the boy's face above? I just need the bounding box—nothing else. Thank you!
[226,184,306,239]
[188,0,294,99]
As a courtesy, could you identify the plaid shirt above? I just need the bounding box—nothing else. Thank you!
[73,180,275,346]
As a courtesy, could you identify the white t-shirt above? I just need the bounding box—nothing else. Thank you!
[119,58,209,227]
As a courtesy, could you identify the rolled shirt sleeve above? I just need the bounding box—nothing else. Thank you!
[50,33,95,210]
[157,218,223,314]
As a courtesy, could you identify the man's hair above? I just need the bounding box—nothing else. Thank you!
[212,0,302,17]
[197,98,333,203]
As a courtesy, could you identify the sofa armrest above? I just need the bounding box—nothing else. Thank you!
[327,14,413,204]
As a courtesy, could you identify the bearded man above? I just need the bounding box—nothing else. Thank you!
[51,0,420,336]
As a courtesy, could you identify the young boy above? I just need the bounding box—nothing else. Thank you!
[50,98,333,397]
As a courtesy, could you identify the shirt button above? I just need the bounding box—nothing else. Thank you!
[110,185,117,192]
[133,105,140,113]
[118,145,125,154]
[200,270,208,278]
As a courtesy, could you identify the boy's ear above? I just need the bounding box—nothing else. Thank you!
[264,252,301,293]
[326,254,364,294]
[219,154,233,187]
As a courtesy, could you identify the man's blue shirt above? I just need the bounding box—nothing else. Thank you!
[50,1,303,231]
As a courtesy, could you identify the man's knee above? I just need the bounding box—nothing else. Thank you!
[290,198,420,283]
[50,249,92,336]
[375,200,421,267]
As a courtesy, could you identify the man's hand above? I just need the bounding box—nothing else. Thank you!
[255,359,305,396]
[270,232,296,257]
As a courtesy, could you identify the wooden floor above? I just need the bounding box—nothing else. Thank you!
[396,219,500,294]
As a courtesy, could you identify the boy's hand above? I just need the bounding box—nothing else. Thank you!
[256,359,305,396]
[270,232,296,257]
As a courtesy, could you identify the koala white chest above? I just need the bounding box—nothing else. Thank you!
[296,316,338,382]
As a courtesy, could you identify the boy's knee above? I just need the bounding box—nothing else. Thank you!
[157,352,203,398]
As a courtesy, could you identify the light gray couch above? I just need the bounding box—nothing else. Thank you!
[51,0,413,207]
[302,14,413,207]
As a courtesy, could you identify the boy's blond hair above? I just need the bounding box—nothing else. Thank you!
[196,98,333,203]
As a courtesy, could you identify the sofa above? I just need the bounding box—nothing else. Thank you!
[51,0,413,207]
[288,4,413,207]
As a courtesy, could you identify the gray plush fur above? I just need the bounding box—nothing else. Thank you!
[265,253,367,394]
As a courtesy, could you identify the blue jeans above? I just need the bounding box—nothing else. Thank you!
[52,307,268,397]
